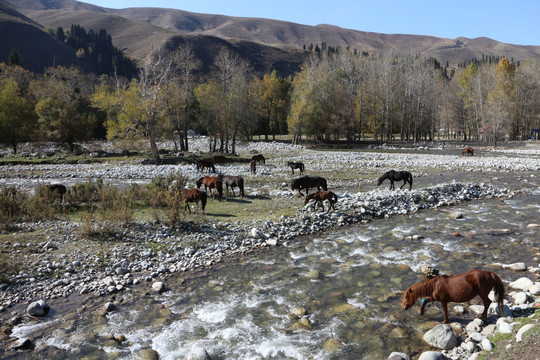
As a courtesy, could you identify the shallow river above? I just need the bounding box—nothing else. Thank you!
[10,181,540,360]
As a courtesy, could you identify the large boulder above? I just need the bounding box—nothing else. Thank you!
[186,346,211,360]
[27,300,50,317]
[423,324,457,349]
[418,351,449,360]
[509,277,534,291]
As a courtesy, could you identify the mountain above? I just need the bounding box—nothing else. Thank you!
[0,0,93,73]
[3,0,540,76]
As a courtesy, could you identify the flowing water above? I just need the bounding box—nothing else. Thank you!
[11,186,540,360]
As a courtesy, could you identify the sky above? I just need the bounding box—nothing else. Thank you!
[80,0,540,46]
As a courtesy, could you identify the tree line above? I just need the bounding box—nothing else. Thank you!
[1,39,539,162]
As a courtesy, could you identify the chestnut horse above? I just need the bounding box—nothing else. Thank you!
[402,269,505,324]
[304,190,338,212]
[182,188,207,214]
[377,170,413,190]
[196,159,216,173]
[288,161,305,175]
[291,176,328,196]
[49,183,67,203]
[461,147,474,156]
[196,176,223,201]
[252,154,265,164]
[212,154,228,164]
[219,175,245,197]
[250,159,257,174]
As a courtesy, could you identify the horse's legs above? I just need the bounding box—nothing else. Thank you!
[400,181,406,189]
[479,293,492,320]
[185,201,191,214]
[441,301,449,324]
[419,298,432,315]
[389,181,394,190]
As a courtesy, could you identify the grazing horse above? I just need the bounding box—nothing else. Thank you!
[196,159,216,173]
[287,161,305,175]
[182,188,207,214]
[304,190,338,212]
[402,269,505,324]
[196,176,223,201]
[252,154,266,164]
[49,183,67,203]
[461,147,474,156]
[219,175,245,197]
[291,176,328,196]
[377,170,413,190]
[250,159,257,174]
[212,154,228,164]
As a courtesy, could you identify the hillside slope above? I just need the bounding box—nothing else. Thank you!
[4,0,540,74]
[0,1,92,73]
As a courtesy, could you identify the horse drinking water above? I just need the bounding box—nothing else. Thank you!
[402,269,505,323]
[287,161,305,175]
[291,176,328,196]
[377,170,413,190]
[304,190,338,212]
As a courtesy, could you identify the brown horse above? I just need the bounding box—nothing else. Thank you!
[252,154,265,164]
[461,147,474,156]
[291,176,328,196]
[377,170,413,190]
[182,188,207,214]
[212,154,228,164]
[219,175,245,197]
[304,190,338,212]
[402,269,505,324]
[288,161,305,175]
[49,183,67,203]
[250,159,257,174]
[196,176,223,201]
[196,159,216,173]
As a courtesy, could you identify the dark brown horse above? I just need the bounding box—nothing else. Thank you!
[49,183,67,203]
[291,176,328,196]
[377,170,413,190]
[288,161,305,175]
[212,154,228,164]
[219,175,245,197]
[250,159,257,174]
[252,154,266,164]
[196,176,223,201]
[402,269,505,324]
[182,188,207,214]
[196,159,216,173]
[461,147,474,156]
[304,190,338,212]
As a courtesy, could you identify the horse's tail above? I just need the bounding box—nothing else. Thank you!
[490,272,505,313]
[409,173,413,187]
[322,178,328,190]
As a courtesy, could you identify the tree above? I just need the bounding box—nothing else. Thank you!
[0,79,38,153]
[94,55,173,163]
[165,45,201,151]
[486,58,516,145]
[8,50,21,67]
[32,66,97,151]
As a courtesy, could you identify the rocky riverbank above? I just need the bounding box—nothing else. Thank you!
[1,140,540,359]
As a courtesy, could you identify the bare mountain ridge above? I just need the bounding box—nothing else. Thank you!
[4,0,540,76]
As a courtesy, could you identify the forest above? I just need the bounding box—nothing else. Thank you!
[1,30,539,162]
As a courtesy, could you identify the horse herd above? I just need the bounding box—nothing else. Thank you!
[184,153,417,215]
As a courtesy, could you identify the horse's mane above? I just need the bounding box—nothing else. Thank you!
[407,275,446,302]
